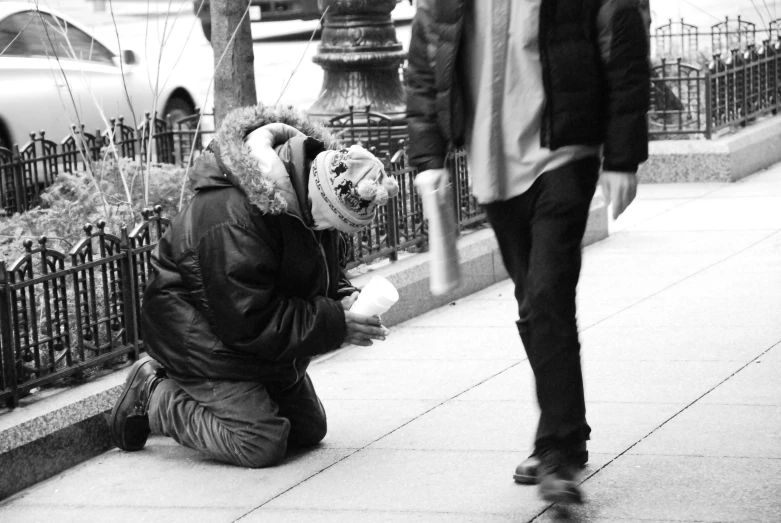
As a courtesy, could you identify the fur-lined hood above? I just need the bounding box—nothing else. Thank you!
[189,104,337,215]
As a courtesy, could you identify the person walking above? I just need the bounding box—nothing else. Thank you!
[405,0,650,503]
[109,105,398,468]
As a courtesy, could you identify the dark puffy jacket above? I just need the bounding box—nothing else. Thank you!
[406,0,651,173]
[142,106,355,384]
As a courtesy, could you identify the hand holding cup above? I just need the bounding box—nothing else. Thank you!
[341,276,398,347]
[343,311,389,347]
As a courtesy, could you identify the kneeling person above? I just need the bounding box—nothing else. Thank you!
[109,107,398,468]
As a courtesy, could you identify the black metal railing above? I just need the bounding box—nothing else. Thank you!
[0,111,210,215]
[0,207,168,408]
[653,16,766,63]
[338,141,483,270]
[648,16,781,138]
[649,44,781,138]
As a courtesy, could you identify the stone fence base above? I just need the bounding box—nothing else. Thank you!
[640,116,781,183]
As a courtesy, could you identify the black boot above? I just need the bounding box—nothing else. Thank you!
[536,446,583,504]
[109,356,166,451]
[513,441,588,484]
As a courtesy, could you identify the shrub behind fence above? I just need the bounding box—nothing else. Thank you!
[0,112,208,215]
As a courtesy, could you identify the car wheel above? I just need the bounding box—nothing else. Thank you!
[201,19,212,43]
[0,126,11,151]
[163,97,196,126]
[163,96,196,164]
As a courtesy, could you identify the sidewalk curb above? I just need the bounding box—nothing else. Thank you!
[0,195,607,501]
[639,116,781,183]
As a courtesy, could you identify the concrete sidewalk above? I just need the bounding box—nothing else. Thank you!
[1,165,780,521]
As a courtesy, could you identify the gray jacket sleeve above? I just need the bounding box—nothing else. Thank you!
[405,6,448,171]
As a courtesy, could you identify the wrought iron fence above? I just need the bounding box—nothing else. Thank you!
[335,141,483,269]
[0,111,211,215]
[649,43,781,137]
[648,15,781,138]
[0,207,168,408]
[652,16,767,63]
[650,58,712,137]
[328,105,403,160]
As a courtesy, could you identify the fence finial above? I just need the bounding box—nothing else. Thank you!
[154,205,163,216]
[38,236,47,249]
[23,239,33,253]
[83,223,93,236]
[97,220,106,231]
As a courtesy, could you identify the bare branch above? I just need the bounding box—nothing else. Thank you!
[275,5,329,106]
[108,0,141,130]
[178,0,253,211]
[0,16,33,57]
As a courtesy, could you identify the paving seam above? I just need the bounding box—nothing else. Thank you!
[529,339,781,522]
[237,195,777,521]
[578,229,781,334]
[242,506,551,517]
[240,226,781,521]
[609,227,779,232]
[600,453,781,460]
[230,361,526,522]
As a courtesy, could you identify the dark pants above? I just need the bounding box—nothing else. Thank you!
[483,157,599,450]
[148,373,327,468]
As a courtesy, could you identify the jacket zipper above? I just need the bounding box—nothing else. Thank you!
[287,212,330,293]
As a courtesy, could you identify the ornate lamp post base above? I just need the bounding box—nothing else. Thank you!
[308,0,407,123]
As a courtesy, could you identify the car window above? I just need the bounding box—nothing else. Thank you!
[0,12,33,56]
[0,11,114,65]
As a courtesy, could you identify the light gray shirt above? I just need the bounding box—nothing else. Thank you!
[462,0,600,204]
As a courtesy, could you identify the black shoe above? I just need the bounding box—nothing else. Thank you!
[513,441,588,485]
[109,356,166,451]
[536,446,583,504]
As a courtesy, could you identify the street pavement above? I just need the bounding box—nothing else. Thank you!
[1,166,780,520]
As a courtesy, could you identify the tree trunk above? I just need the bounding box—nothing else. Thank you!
[211,0,257,127]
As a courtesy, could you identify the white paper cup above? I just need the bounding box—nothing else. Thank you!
[351,276,399,317]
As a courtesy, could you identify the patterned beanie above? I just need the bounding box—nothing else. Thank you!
[309,145,399,233]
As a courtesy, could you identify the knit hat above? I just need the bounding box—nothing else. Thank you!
[309,145,399,233]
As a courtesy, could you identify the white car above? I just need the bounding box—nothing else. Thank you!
[0,2,207,150]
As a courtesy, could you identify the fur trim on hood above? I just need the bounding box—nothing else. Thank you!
[211,104,338,215]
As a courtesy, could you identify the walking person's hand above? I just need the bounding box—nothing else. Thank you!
[343,310,390,347]
[600,171,637,220]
